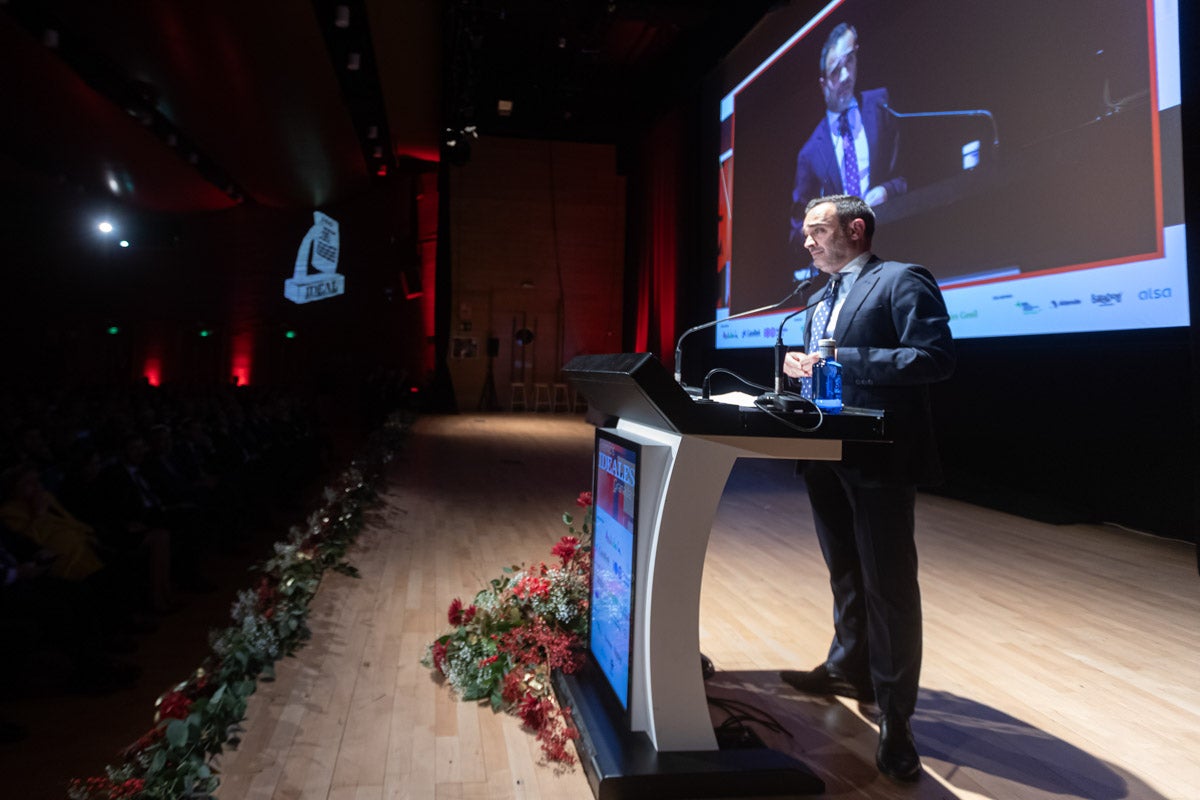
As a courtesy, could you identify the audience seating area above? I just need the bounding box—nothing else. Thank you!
[0,382,327,739]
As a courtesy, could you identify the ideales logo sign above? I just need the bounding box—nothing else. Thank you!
[284,212,346,304]
[597,450,636,487]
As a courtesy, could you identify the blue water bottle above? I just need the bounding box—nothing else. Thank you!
[813,338,842,413]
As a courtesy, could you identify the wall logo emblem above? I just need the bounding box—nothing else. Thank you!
[285,211,345,304]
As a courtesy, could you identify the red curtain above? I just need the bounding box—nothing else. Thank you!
[633,110,681,360]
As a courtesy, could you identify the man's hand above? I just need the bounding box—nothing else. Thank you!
[783,351,820,379]
[864,185,888,206]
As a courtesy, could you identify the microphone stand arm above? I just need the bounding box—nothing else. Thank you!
[882,103,999,152]
[674,280,810,385]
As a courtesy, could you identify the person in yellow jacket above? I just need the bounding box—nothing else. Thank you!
[0,463,104,582]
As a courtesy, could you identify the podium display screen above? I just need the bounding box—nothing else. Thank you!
[588,429,640,712]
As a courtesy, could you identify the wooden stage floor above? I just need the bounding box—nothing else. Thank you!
[213,414,1200,800]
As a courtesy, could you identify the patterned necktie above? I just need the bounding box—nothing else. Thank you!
[838,111,860,196]
[800,274,842,399]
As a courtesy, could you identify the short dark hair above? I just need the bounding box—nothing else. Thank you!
[805,194,875,240]
[820,23,857,76]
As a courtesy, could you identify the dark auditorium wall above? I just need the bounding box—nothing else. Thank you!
[445,136,626,411]
[1,165,431,399]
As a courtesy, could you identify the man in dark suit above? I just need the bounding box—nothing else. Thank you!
[788,23,905,261]
[781,194,955,782]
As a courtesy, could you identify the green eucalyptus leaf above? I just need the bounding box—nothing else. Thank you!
[166,718,189,748]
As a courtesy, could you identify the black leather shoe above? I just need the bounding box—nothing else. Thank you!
[780,663,875,702]
[876,714,921,782]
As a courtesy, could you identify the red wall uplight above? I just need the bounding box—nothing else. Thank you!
[142,356,163,387]
[231,332,254,386]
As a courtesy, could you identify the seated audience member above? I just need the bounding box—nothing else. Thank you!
[0,522,139,695]
[0,463,105,583]
[96,433,212,594]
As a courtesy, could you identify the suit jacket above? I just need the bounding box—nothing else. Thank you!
[788,88,906,257]
[799,256,955,487]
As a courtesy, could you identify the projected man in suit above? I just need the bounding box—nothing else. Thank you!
[788,23,905,260]
[781,194,954,782]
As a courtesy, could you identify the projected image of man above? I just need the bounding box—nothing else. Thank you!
[788,24,905,259]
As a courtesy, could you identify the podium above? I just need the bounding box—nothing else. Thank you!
[555,354,886,800]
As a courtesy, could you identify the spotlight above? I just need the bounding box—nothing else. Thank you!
[98,221,114,234]
[119,240,130,248]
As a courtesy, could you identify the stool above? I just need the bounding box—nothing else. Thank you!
[510,382,528,411]
[533,382,552,411]
[552,383,571,412]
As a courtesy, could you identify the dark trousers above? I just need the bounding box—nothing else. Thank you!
[804,462,922,719]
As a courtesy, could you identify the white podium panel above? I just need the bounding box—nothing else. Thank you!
[615,419,841,751]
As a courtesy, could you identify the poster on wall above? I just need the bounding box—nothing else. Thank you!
[451,337,479,358]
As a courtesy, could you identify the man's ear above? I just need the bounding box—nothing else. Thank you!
[848,217,866,241]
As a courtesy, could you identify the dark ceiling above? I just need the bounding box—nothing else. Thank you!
[0,0,775,215]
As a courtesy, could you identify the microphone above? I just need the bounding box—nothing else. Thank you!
[881,102,999,153]
[674,277,813,388]
[759,276,834,408]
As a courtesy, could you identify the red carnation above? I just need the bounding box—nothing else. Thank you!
[551,536,580,565]
[158,690,193,720]
[431,641,448,674]
[576,491,593,507]
[447,598,478,626]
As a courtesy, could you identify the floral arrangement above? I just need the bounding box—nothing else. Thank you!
[67,414,411,800]
[423,491,594,764]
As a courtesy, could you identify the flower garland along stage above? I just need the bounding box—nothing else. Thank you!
[67,413,411,800]
[422,491,594,765]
